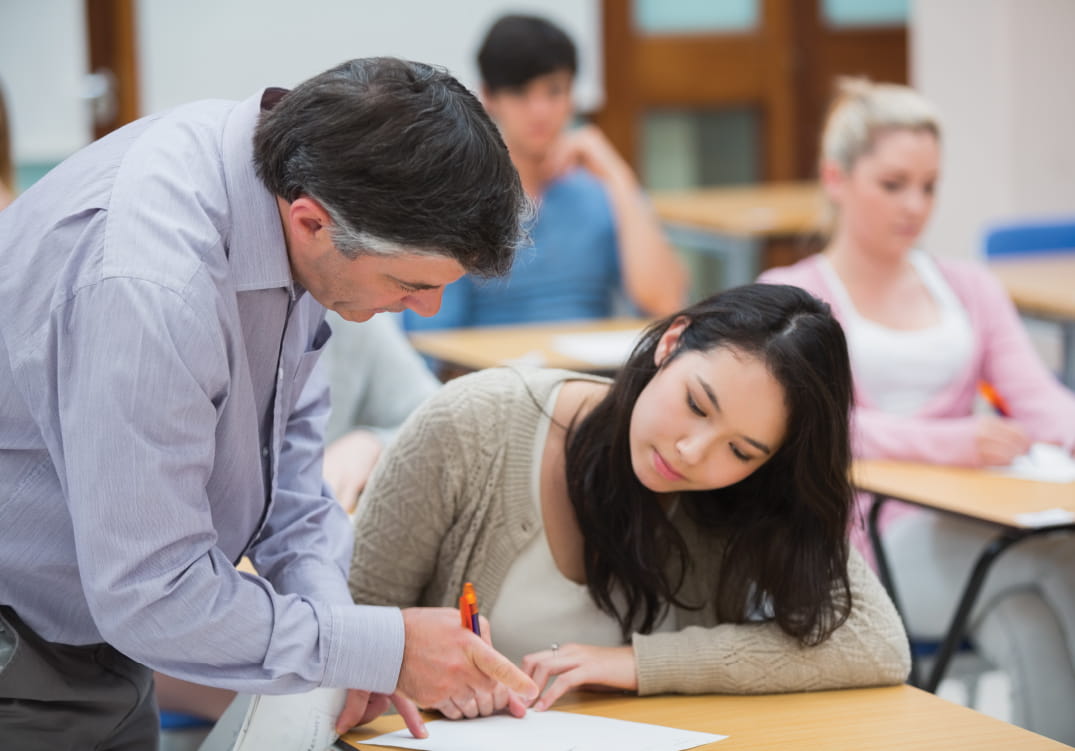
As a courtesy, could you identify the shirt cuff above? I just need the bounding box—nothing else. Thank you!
[322,604,404,694]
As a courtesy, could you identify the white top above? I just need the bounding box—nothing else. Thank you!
[487,383,672,665]
[818,251,974,415]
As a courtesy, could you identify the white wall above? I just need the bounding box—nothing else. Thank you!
[137,1,601,115]
[0,0,92,162]
[0,0,600,167]
[911,0,1075,260]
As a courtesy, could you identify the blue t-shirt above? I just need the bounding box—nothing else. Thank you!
[405,169,621,330]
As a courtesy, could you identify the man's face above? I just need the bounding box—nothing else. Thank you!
[291,237,464,322]
[280,196,465,322]
[483,70,574,162]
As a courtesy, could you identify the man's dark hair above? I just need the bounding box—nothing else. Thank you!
[477,14,578,93]
[254,57,525,277]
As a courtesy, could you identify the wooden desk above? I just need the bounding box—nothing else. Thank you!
[339,685,1069,750]
[651,182,823,287]
[853,459,1075,692]
[408,318,648,374]
[989,253,1075,387]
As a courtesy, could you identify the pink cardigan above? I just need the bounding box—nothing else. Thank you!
[759,255,1075,466]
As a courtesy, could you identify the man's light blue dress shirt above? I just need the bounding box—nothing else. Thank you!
[0,91,403,694]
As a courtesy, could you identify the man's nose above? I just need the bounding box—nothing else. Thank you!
[405,287,444,317]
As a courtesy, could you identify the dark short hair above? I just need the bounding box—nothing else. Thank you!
[477,14,578,93]
[254,57,525,277]
[567,283,855,646]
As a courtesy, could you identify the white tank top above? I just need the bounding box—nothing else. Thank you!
[487,382,672,665]
[818,251,973,415]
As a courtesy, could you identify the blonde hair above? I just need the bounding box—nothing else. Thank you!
[820,77,940,173]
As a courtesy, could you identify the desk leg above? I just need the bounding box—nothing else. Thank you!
[866,495,920,687]
[922,530,1024,693]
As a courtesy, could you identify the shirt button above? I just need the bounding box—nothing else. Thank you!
[262,447,270,457]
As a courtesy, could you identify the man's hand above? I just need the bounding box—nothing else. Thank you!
[334,689,428,738]
[396,608,538,718]
[542,124,633,187]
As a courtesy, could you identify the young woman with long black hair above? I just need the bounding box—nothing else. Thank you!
[349,283,910,718]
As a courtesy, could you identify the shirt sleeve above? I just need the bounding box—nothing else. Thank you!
[973,266,1075,451]
[631,548,910,694]
[55,277,402,695]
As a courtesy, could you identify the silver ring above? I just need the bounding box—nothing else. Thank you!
[550,642,559,654]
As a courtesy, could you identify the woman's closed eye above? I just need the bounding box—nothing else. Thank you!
[686,392,706,417]
[726,442,752,461]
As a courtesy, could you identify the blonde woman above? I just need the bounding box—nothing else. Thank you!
[760,78,1075,744]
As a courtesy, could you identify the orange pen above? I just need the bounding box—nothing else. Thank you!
[458,581,481,636]
[978,381,1012,418]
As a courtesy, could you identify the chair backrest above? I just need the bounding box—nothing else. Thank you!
[983,218,1075,259]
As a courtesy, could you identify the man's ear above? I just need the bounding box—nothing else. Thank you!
[285,196,333,245]
[654,316,690,367]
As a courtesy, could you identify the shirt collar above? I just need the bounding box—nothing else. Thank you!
[221,89,296,296]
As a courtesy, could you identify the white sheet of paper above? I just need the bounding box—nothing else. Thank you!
[993,442,1075,483]
[361,709,725,751]
[1014,507,1075,527]
[551,329,645,368]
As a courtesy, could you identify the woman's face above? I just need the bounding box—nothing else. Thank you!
[826,128,940,261]
[629,320,788,494]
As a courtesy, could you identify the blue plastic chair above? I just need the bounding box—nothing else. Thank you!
[983,217,1075,259]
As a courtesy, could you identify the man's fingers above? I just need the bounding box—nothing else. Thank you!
[335,689,372,734]
[471,644,539,701]
[358,693,391,726]
[392,693,428,739]
[507,691,529,718]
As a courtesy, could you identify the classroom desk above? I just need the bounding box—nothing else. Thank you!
[989,253,1075,387]
[650,182,823,287]
[408,317,648,374]
[338,684,1070,750]
[853,459,1075,692]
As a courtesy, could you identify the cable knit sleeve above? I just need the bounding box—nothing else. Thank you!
[348,375,478,608]
[632,547,910,695]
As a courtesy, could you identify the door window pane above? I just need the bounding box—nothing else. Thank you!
[641,108,759,190]
[822,0,908,28]
[633,0,759,34]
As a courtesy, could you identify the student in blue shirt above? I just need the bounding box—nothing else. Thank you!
[404,14,687,333]
[0,58,536,749]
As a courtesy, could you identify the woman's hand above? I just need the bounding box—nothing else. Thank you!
[974,415,1031,466]
[521,643,638,711]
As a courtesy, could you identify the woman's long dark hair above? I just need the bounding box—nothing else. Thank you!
[565,283,855,646]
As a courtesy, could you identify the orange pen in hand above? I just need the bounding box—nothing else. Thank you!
[459,581,481,636]
[978,381,1012,418]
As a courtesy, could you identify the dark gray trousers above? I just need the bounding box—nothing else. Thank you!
[0,606,159,750]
